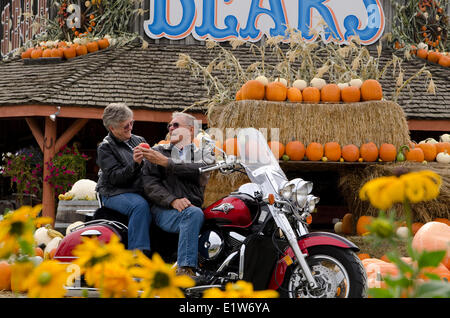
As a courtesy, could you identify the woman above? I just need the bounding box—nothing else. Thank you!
[96,103,152,255]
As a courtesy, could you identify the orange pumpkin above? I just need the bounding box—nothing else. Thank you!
[63,46,76,59]
[438,55,450,67]
[320,84,341,103]
[158,140,170,145]
[50,47,64,58]
[35,247,44,258]
[361,79,383,101]
[302,87,321,103]
[417,143,437,161]
[265,81,287,101]
[87,41,99,53]
[342,213,354,235]
[21,47,33,59]
[405,147,425,162]
[286,87,302,102]
[427,51,441,63]
[30,47,43,59]
[0,261,11,291]
[356,215,373,236]
[341,86,361,103]
[324,142,341,161]
[379,143,397,162]
[412,222,450,270]
[433,218,450,226]
[436,142,450,154]
[76,44,88,56]
[412,222,424,235]
[357,253,371,261]
[235,89,242,101]
[285,141,305,161]
[241,80,265,100]
[42,48,52,58]
[98,38,110,50]
[305,142,324,161]
[268,141,285,159]
[341,144,360,162]
[223,138,238,156]
[417,48,428,59]
[360,142,379,162]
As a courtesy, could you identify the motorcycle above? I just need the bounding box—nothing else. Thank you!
[54,127,368,298]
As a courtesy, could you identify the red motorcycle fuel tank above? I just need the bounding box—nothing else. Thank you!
[53,224,119,263]
[203,195,256,228]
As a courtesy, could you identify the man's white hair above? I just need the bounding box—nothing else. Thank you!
[172,112,196,127]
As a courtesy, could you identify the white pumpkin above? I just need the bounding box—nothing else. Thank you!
[44,237,62,259]
[275,77,288,86]
[417,42,428,50]
[349,78,363,88]
[66,179,97,200]
[255,75,269,86]
[66,221,85,235]
[34,227,53,247]
[310,78,326,89]
[440,134,450,143]
[396,226,409,239]
[337,83,349,89]
[292,79,307,91]
[334,221,343,234]
[436,151,450,164]
[419,137,438,144]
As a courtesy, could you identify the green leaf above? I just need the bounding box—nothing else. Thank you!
[384,275,412,289]
[421,272,441,281]
[417,250,446,269]
[368,287,395,298]
[414,281,450,298]
[386,252,414,274]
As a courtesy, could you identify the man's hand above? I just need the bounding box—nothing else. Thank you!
[133,147,144,164]
[171,198,192,212]
[141,148,169,167]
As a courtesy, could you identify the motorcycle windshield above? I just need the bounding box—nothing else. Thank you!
[237,128,288,196]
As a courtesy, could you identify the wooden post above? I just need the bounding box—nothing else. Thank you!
[55,118,89,152]
[42,117,56,224]
[25,118,44,152]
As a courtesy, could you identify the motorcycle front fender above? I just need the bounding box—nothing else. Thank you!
[268,232,360,290]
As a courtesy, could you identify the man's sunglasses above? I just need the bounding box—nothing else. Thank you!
[167,122,181,130]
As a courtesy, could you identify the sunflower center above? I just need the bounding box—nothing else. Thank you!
[152,271,170,289]
[10,221,25,236]
[38,271,52,285]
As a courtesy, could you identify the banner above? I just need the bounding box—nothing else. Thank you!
[144,0,385,45]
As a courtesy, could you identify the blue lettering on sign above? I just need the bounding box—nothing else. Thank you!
[143,0,385,45]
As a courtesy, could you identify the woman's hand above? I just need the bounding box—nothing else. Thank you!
[133,147,144,164]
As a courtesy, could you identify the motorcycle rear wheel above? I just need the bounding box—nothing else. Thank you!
[279,246,368,298]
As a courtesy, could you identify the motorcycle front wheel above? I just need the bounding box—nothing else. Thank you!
[279,246,368,298]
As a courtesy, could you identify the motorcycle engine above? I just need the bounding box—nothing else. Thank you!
[198,230,224,262]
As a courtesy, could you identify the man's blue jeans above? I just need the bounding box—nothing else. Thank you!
[102,192,151,251]
[151,205,204,268]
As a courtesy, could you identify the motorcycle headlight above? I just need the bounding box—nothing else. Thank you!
[279,181,294,200]
[293,179,313,207]
[306,195,320,213]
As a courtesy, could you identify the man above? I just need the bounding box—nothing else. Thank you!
[141,112,215,279]
[96,103,152,256]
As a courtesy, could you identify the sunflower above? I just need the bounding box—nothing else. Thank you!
[26,260,70,298]
[203,280,278,298]
[359,170,442,210]
[94,262,140,298]
[131,252,194,298]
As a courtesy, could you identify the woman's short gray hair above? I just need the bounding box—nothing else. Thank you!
[172,112,196,127]
[102,103,133,129]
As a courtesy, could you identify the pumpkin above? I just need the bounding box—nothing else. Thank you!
[21,47,33,59]
[0,261,11,291]
[434,218,450,226]
[287,87,302,102]
[292,79,307,91]
[34,226,53,246]
[235,89,242,101]
[360,142,379,162]
[76,44,88,56]
[31,47,43,59]
[320,84,341,103]
[436,150,450,163]
[342,213,354,235]
[412,222,450,270]
[158,140,170,145]
[241,80,265,100]
[337,83,349,90]
[349,78,363,88]
[285,141,305,161]
[275,78,288,86]
[417,48,428,59]
[420,263,450,282]
[440,134,450,142]
[265,81,288,101]
[42,48,52,58]
[305,142,324,161]
[334,221,343,234]
[356,215,373,236]
[87,41,99,53]
[405,147,425,162]
[98,38,110,50]
[255,75,269,86]
[44,237,62,259]
[302,87,321,103]
[268,141,285,159]
[379,143,397,162]
[396,226,409,239]
[223,138,239,156]
[341,86,361,103]
[324,142,341,161]
[438,55,450,67]
[50,47,64,58]
[412,222,424,235]
[417,143,437,161]
[361,79,383,101]
[63,46,76,59]
[341,144,360,162]
[310,78,326,90]
[436,142,450,154]
[427,51,441,63]
[34,246,44,258]
[357,253,371,260]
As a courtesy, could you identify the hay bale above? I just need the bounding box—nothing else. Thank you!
[203,172,250,207]
[208,100,411,149]
[339,162,450,223]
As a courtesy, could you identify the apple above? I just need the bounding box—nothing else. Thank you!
[138,143,150,149]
